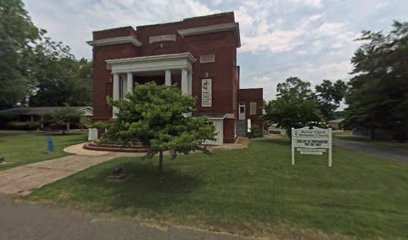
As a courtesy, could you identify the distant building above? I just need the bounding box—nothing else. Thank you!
[87,12,263,145]
[0,106,93,129]
[327,118,344,130]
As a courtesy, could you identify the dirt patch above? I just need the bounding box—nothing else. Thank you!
[0,161,14,167]
[208,137,250,152]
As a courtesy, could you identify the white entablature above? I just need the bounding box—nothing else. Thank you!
[105,52,196,74]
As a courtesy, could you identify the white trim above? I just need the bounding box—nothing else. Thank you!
[149,34,176,44]
[165,70,172,86]
[181,69,188,95]
[87,36,142,47]
[200,54,215,63]
[126,72,133,94]
[106,52,196,74]
[225,113,234,119]
[239,103,245,120]
[107,52,196,64]
[204,119,223,145]
[178,23,237,36]
[206,116,226,120]
[112,74,120,117]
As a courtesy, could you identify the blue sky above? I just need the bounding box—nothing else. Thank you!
[24,0,407,99]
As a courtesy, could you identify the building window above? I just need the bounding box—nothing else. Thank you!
[200,54,215,63]
[239,104,245,113]
[250,102,257,115]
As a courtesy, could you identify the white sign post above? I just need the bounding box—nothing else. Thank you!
[291,126,332,167]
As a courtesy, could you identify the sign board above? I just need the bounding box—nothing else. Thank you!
[201,78,212,107]
[291,127,332,167]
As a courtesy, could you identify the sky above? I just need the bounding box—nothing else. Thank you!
[24,0,408,100]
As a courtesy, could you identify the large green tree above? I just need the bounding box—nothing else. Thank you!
[0,0,40,109]
[345,21,408,141]
[0,0,92,109]
[264,77,322,137]
[315,79,347,121]
[29,39,92,107]
[44,106,82,134]
[108,82,216,175]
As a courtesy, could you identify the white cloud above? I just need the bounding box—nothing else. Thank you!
[244,60,352,100]
[24,0,215,58]
[24,0,406,100]
[290,0,322,8]
[241,30,305,54]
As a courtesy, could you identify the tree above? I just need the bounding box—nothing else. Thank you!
[0,0,93,109]
[108,82,216,175]
[345,21,408,142]
[44,106,81,134]
[0,0,40,109]
[264,77,322,137]
[28,38,92,107]
[315,80,347,121]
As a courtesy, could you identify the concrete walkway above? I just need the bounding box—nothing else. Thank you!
[0,143,143,196]
[0,194,238,240]
[334,138,408,162]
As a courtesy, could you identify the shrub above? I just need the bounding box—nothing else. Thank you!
[89,121,111,130]
[248,126,263,138]
[0,156,4,163]
[6,121,40,130]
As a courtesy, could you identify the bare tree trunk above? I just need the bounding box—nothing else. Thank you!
[158,150,163,176]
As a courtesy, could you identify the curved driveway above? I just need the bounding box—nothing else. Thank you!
[334,139,408,162]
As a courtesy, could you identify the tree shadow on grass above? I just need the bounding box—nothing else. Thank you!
[78,159,202,215]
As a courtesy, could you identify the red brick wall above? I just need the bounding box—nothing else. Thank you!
[93,26,137,40]
[91,12,243,143]
[92,43,138,121]
[238,88,264,130]
[223,118,236,143]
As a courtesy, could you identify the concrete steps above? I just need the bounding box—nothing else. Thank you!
[237,120,247,137]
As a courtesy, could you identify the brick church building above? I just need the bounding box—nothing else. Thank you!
[87,12,263,145]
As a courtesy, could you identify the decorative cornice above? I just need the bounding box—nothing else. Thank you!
[106,52,196,65]
[178,23,241,47]
[87,36,142,47]
[106,52,196,73]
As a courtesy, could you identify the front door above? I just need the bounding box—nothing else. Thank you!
[239,103,246,120]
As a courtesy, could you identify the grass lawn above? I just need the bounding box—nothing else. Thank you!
[0,131,87,171]
[29,137,408,239]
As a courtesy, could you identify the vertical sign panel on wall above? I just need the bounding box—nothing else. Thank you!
[291,126,333,167]
[202,78,212,107]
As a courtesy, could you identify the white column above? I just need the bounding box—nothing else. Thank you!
[112,73,120,117]
[181,69,188,95]
[127,72,133,94]
[165,70,172,86]
[188,71,192,95]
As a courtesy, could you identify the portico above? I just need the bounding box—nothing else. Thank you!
[106,53,196,115]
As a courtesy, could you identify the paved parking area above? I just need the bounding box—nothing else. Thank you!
[334,139,408,162]
[0,194,238,240]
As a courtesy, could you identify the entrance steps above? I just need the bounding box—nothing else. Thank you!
[237,120,247,137]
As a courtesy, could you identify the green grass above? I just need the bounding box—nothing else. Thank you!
[0,131,87,171]
[29,137,408,239]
